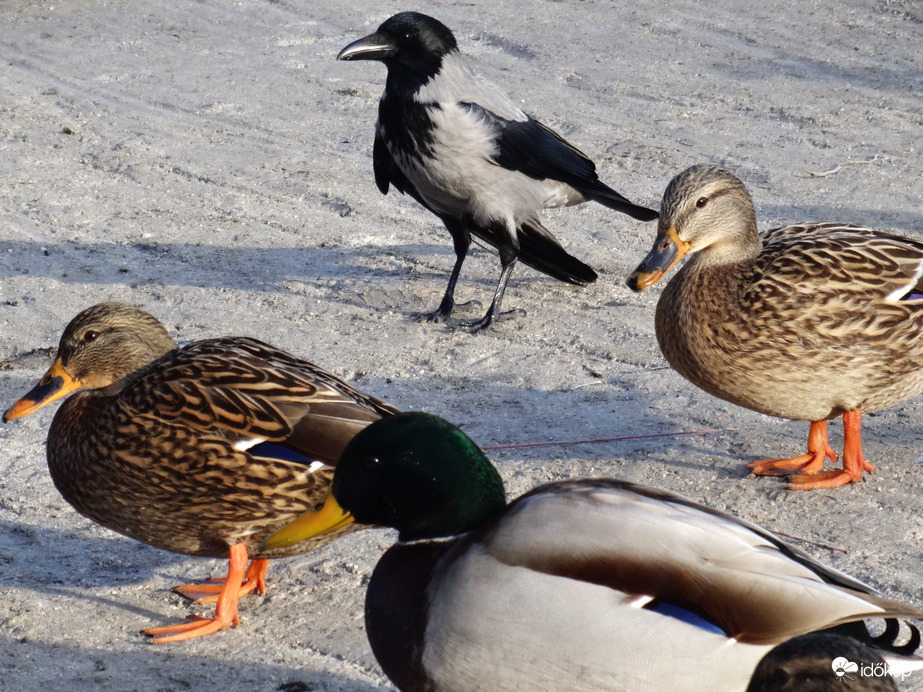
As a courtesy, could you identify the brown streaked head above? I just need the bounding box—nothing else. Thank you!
[4,303,177,421]
[627,164,761,291]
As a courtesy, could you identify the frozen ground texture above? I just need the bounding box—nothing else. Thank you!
[0,0,921,689]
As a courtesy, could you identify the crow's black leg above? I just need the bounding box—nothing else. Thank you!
[458,244,519,332]
[417,219,471,323]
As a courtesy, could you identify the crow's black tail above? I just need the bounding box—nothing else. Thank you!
[584,181,659,222]
[516,220,597,286]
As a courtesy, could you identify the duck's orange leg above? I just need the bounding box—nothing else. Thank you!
[748,420,837,476]
[144,543,253,644]
[172,558,270,603]
[789,410,874,490]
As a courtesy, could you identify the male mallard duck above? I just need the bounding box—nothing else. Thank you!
[627,164,923,489]
[3,302,398,643]
[262,412,923,691]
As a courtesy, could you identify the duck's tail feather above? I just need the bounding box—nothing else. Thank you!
[826,619,922,658]
[873,619,922,657]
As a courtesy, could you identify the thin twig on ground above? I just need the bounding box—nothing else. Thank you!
[807,155,881,177]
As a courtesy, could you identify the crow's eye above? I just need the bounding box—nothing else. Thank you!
[695,196,708,208]
[83,330,99,343]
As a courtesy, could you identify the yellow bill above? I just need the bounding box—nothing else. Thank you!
[261,490,354,550]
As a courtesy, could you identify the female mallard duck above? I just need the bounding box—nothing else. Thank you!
[746,632,907,692]
[627,164,923,490]
[3,302,398,643]
[262,412,923,691]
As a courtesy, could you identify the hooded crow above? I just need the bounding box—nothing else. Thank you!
[338,11,658,331]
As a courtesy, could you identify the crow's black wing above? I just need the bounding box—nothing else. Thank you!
[462,103,657,221]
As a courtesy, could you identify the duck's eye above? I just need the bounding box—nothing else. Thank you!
[359,455,381,470]
[83,330,99,343]
[695,196,709,208]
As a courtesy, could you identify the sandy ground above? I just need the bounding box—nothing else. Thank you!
[1,0,921,689]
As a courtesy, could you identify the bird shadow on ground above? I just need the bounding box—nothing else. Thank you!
[0,632,389,692]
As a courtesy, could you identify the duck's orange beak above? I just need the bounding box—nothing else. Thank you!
[626,225,691,291]
[3,358,82,422]
[260,490,355,551]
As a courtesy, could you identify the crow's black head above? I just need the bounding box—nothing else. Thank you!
[338,12,458,76]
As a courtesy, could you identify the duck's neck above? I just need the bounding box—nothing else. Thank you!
[693,212,762,269]
[398,494,506,543]
[96,345,179,397]
[664,220,764,326]
[676,243,762,315]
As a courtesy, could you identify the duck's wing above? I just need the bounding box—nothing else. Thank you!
[752,223,923,303]
[120,336,398,467]
[478,479,923,644]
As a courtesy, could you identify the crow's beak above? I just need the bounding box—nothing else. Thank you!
[337,32,396,61]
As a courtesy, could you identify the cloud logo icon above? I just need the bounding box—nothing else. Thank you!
[832,657,859,677]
